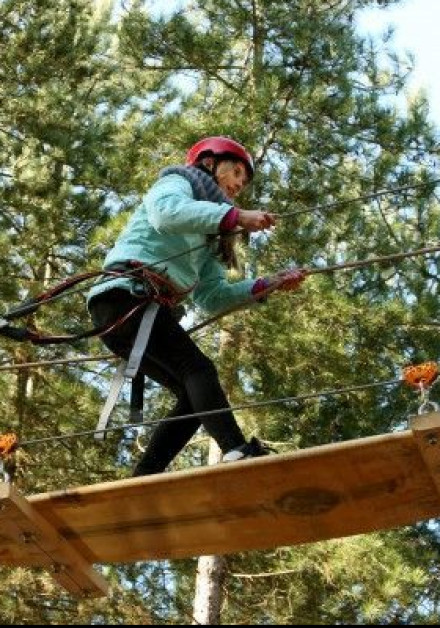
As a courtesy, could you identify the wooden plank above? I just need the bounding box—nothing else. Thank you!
[24,427,440,563]
[409,411,440,496]
[0,483,108,597]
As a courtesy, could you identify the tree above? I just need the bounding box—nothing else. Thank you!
[1,0,440,623]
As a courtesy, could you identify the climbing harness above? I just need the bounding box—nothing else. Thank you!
[91,263,191,440]
[0,260,191,441]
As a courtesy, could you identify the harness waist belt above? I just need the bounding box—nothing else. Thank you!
[107,261,192,307]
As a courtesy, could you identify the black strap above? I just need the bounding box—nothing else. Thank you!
[129,373,145,424]
[0,320,34,342]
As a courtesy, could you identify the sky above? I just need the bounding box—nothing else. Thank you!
[356,0,440,125]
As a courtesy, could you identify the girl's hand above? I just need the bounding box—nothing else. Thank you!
[236,209,276,232]
[270,268,307,291]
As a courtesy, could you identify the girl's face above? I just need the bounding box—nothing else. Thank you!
[213,160,250,199]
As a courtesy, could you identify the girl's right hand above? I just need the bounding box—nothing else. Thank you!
[236,209,276,232]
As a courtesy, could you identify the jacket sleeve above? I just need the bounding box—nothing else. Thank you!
[193,256,256,315]
[145,174,233,235]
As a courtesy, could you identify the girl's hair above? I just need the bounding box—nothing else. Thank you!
[208,232,240,270]
[195,156,242,270]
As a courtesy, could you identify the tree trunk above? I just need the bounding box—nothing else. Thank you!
[193,326,238,624]
[192,440,227,625]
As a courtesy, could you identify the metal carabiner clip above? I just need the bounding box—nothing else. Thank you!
[417,382,439,415]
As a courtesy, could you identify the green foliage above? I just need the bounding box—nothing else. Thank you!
[223,529,438,625]
[1,0,440,624]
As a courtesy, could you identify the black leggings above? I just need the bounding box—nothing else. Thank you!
[89,289,246,473]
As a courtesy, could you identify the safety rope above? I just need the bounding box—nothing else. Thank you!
[190,243,440,333]
[2,241,214,315]
[0,263,190,345]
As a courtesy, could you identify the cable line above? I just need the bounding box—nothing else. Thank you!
[307,243,440,275]
[0,354,116,371]
[274,179,440,218]
[19,377,401,449]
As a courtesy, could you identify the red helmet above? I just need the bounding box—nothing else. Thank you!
[186,136,254,179]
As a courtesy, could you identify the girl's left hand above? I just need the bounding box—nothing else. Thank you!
[272,268,307,291]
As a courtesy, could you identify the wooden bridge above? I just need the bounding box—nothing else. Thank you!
[1,410,440,597]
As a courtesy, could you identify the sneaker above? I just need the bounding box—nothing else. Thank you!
[132,466,162,477]
[223,437,275,462]
[132,459,164,477]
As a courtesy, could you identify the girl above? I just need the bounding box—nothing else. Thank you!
[88,136,305,475]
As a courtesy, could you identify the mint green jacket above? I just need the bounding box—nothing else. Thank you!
[87,173,256,315]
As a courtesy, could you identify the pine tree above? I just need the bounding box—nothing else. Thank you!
[2,0,440,623]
